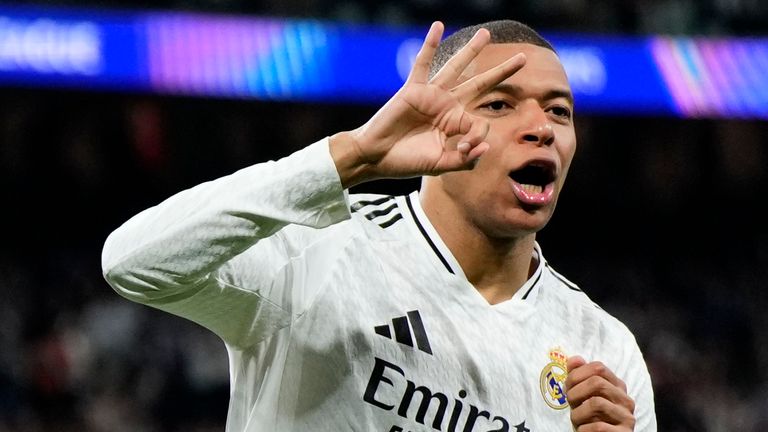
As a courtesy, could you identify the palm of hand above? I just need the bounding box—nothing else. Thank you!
[361,83,470,177]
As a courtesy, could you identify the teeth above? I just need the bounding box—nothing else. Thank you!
[521,184,543,194]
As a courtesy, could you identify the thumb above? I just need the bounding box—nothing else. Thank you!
[433,141,489,173]
[459,115,490,147]
[565,355,587,397]
[567,355,587,373]
[435,115,489,171]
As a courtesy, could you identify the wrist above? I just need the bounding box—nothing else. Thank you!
[329,130,377,188]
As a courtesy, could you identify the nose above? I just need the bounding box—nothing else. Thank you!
[516,105,555,146]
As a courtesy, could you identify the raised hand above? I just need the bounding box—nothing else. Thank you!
[330,21,526,188]
[566,356,636,431]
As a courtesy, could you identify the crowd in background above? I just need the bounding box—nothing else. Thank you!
[0,0,767,431]
[0,89,766,431]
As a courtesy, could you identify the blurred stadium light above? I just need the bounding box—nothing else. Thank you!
[0,4,767,118]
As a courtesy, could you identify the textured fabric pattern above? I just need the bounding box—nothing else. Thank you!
[102,138,656,432]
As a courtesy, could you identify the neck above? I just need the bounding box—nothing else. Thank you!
[420,190,538,305]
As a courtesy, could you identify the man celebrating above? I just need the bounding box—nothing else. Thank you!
[103,20,656,431]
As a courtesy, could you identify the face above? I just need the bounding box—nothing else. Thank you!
[431,43,577,239]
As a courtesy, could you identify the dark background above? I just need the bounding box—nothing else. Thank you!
[1,1,767,431]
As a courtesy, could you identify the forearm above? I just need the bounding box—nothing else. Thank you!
[101,138,350,303]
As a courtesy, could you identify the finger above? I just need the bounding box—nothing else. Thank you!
[566,375,636,412]
[436,127,489,173]
[574,423,631,432]
[432,148,476,173]
[570,396,635,429]
[458,115,490,147]
[564,356,587,394]
[407,21,444,84]
[566,361,627,395]
[452,113,490,166]
[567,356,587,372]
[431,28,490,88]
[454,140,489,167]
[466,142,489,163]
[454,53,526,105]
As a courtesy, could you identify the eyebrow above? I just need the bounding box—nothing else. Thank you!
[487,83,574,107]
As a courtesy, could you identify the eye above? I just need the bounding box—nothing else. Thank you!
[481,100,512,112]
[549,105,572,120]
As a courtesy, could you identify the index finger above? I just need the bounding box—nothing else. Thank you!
[406,21,445,84]
[430,28,490,88]
[453,53,526,105]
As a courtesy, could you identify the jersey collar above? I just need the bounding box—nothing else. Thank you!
[512,241,544,303]
[401,191,545,303]
[402,191,467,278]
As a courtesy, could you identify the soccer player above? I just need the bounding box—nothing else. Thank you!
[102,20,656,431]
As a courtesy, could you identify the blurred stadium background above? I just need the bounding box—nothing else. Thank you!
[0,0,767,431]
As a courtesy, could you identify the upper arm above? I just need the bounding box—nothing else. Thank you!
[606,322,657,432]
[624,337,657,431]
[101,139,352,348]
[104,229,296,349]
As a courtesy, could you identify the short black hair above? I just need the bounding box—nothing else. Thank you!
[430,20,555,79]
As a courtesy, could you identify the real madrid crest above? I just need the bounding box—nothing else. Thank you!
[539,347,569,410]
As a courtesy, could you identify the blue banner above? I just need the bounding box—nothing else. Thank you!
[0,4,766,119]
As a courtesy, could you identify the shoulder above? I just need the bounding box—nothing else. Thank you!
[271,192,405,253]
[543,262,584,298]
[541,262,638,341]
[348,192,408,231]
[541,262,594,307]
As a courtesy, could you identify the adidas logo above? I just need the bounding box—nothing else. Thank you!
[351,196,403,229]
[374,310,432,355]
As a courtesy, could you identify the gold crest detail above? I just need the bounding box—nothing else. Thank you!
[539,347,569,410]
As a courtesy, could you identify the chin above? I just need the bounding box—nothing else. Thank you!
[481,211,552,239]
[466,192,557,238]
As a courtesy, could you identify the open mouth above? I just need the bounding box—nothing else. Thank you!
[509,161,556,192]
[508,161,557,205]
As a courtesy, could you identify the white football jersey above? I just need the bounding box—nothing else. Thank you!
[102,138,656,432]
